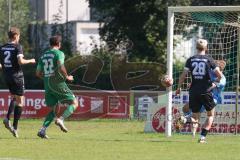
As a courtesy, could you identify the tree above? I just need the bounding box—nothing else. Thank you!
[0,0,31,51]
[89,0,191,63]
[89,0,240,63]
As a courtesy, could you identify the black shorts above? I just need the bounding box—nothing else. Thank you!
[4,73,25,96]
[189,92,216,113]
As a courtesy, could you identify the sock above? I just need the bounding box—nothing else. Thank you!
[62,105,75,119]
[40,126,47,133]
[186,116,192,123]
[13,105,23,130]
[200,135,205,140]
[192,123,198,137]
[200,128,208,138]
[43,111,55,127]
[6,98,16,120]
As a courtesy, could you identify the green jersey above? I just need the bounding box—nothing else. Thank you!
[36,49,65,91]
[37,49,75,107]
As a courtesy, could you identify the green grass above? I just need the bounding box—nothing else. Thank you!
[0,119,240,160]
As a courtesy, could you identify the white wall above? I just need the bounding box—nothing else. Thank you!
[47,0,90,23]
[67,0,90,21]
[44,0,100,54]
[29,0,101,55]
[75,22,101,54]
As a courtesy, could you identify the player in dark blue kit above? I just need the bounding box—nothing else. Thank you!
[0,27,35,138]
[176,39,222,143]
[178,63,226,137]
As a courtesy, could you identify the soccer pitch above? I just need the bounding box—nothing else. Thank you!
[0,119,239,160]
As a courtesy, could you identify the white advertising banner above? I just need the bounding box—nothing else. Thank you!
[144,91,240,133]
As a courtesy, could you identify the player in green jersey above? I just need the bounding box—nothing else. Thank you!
[36,35,78,138]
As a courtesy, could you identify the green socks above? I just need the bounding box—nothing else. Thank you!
[43,111,55,127]
[62,105,75,119]
[43,105,75,128]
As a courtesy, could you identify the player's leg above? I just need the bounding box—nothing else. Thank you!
[180,103,195,123]
[198,92,216,143]
[175,103,191,132]
[178,108,199,137]
[199,109,215,143]
[11,76,25,138]
[60,99,78,120]
[3,96,15,130]
[11,95,24,138]
[182,102,200,123]
[182,103,191,117]
[3,76,24,138]
[3,77,16,130]
[54,86,78,132]
[37,109,55,139]
[202,108,215,130]
[5,97,16,120]
[37,93,58,139]
[176,101,200,133]
[191,112,200,137]
[189,93,202,138]
[55,98,78,132]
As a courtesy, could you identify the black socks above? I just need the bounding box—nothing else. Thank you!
[201,128,208,137]
[6,99,15,120]
[13,106,23,130]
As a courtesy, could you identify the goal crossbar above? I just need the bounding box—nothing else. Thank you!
[168,6,240,13]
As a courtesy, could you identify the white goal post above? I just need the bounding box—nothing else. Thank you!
[167,6,240,137]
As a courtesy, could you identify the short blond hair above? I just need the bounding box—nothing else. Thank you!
[196,39,208,51]
[215,60,226,71]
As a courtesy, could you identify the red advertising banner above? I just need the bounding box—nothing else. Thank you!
[0,90,130,119]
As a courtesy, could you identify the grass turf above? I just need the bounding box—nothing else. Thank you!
[0,119,239,160]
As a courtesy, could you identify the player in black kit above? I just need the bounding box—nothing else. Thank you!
[176,39,222,143]
[0,27,35,138]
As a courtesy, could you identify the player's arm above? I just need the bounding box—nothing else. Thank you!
[58,61,73,81]
[209,57,222,82]
[36,70,43,79]
[176,69,188,95]
[0,64,2,69]
[207,68,222,92]
[176,58,190,95]
[213,67,222,82]
[214,74,226,90]
[57,52,73,81]
[16,45,36,65]
[208,72,226,92]
[18,56,36,65]
[36,61,43,79]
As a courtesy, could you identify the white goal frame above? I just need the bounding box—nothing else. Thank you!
[166,6,240,137]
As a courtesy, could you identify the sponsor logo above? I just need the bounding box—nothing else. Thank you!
[152,107,179,132]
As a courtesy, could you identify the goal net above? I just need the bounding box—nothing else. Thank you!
[167,6,240,136]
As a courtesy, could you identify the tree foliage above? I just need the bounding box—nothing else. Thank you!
[89,0,191,63]
[89,0,240,63]
[0,0,31,52]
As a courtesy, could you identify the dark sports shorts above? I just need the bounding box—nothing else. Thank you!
[4,73,25,96]
[189,92,216,113]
